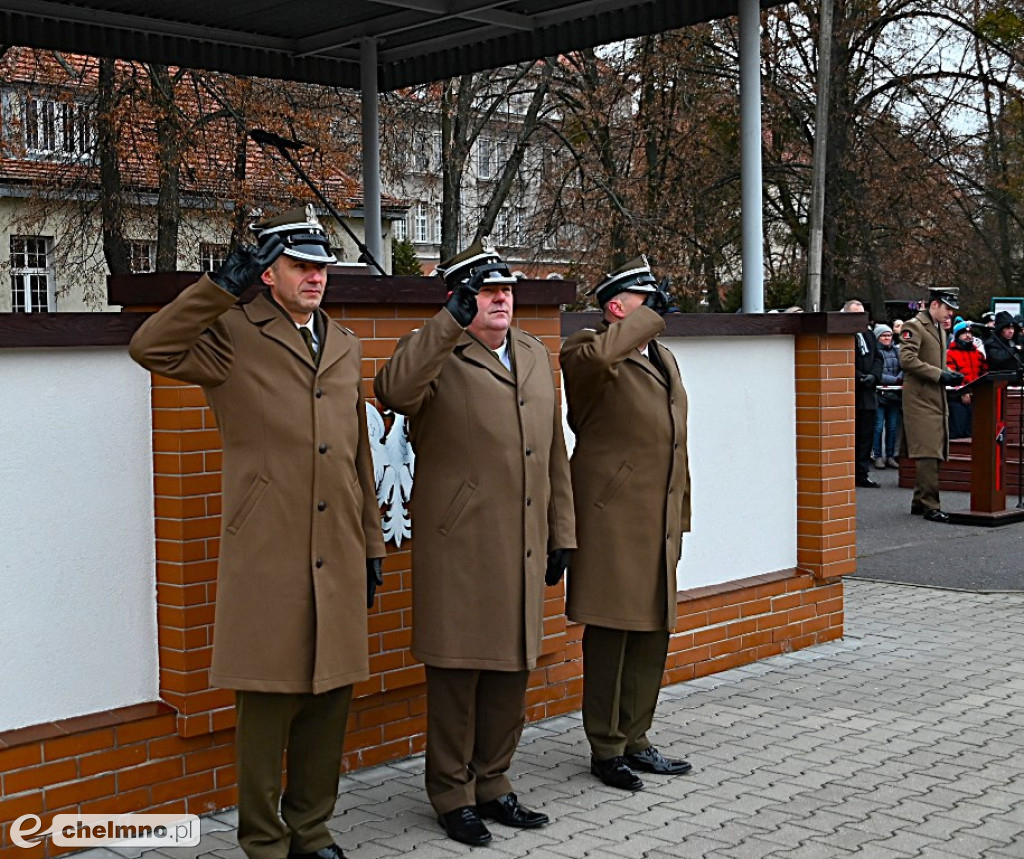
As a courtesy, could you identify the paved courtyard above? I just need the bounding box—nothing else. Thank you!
[76,576,1024,859]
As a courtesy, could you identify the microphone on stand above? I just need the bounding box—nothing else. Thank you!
[248,128,307,151]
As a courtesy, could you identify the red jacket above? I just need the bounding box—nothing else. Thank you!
[947,341,987,384]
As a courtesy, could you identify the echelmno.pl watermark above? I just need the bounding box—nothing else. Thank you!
[10,813,201,848]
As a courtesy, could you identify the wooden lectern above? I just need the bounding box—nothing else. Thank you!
[948,371,1024,525]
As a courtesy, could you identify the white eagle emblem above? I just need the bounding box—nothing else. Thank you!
[366,403,415,546]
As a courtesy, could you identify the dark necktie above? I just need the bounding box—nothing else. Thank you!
[298,326,317,360]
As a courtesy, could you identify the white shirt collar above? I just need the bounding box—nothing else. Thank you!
[298,315,318,349]
[493,337,511,370]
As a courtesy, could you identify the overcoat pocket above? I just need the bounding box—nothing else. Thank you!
[594,462,634,509]
[437,480,477,536]
[226,473,271,535]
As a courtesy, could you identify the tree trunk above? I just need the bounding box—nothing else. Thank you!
[149,64,181,272]
[97,58,129,276]
[439,77,471,261]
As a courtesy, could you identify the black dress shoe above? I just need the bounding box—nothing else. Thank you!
[625,746,693,775]
[288,844,345,859]
[438,806,492,846]
[590,755,643,791]
[477,792,549,828]
[910,505,924,515]
[923,509,950,523]
[855,477,880,488]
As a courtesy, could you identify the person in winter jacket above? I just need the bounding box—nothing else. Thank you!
[986,311,1024,375]
[872,324,903,468]
[946,321,987,440]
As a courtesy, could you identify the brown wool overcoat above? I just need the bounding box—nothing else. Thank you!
[129,276,385,694]
[560,307,691,632]
[899,310,950,461]
[373,309,575,671]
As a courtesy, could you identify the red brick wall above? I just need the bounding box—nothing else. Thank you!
[0,314,849,859]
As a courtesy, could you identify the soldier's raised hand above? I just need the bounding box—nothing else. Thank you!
[211,235,286,297]
[444,280,480,328]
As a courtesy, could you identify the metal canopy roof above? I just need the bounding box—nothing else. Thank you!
[0,1,784,90]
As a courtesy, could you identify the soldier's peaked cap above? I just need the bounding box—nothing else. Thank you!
[251,205,337,264]
[435,239,516,290]
[928,287,960,310]
[588,255,658,305]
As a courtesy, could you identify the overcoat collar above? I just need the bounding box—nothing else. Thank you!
[243,291,352,373]
[454,328,537,388]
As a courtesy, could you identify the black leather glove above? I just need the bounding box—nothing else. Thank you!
[210,235,286,297]
[545,548,573,586]
[858,373,877,389]
[643,286,670,316]
[366,558,383,609]
[940,369,965,387]
[444,281,480,327]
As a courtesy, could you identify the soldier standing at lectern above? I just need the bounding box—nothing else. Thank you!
[374,241,575,846]
[899,287,964,522]
[130,208,385,859]
[559,256,693,792]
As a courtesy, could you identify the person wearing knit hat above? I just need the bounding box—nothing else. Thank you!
[986,312,1023,374]
[872,324,903,469]
[946,320,987,440]
[842,300,883,488]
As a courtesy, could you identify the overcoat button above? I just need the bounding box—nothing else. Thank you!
[526,497,532,506]
[525,447,532,456]
[526,549,532,558]
[315,388,323,398]
[520,398,526,406]
[315,558,323,568]
[318,501,327,511]
[319,443,328,453]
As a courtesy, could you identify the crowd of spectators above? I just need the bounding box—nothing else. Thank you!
[852,303,1024,473]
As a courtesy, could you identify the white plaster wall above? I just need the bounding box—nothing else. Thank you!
[563,335,798,592]
[0,349,158,731]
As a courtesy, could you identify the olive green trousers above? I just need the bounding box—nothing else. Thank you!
[235,686,352,859]
[582,625,669,761]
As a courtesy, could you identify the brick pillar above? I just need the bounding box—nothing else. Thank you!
[795,333,857,580]
[150,375,234,737]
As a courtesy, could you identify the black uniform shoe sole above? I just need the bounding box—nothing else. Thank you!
[625,755,693,775]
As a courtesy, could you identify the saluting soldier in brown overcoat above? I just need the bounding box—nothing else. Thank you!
[559,256,692,792]
[374,242,575,846]
[899,288,963,522]
[130,208,385,859]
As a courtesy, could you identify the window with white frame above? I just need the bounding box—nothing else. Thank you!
[511,207,525,246]
[414,203,429,243]
[477,137,494,180]
[393,217,408,242]
[128,240,156,274]
[435,204,443,247]
[199,242,228,272]
[10,236,55,313]
[23,95,92,159]
[494,206,509,246]
[412,131,437,173]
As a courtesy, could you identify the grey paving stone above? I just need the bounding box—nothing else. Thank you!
[87,581,1024,859]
